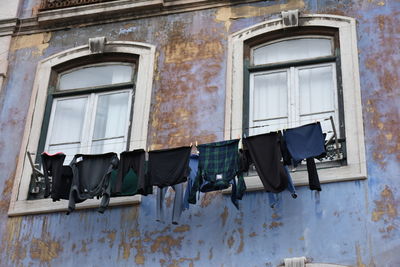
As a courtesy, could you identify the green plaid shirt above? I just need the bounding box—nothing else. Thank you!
[188,139,246,209]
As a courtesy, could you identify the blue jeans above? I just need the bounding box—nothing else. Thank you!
[268,166,297,208]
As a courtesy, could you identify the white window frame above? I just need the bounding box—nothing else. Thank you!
[45,89,133,158]
[9,41,155,216]
[224,14,367,191]
[248,62,339,136]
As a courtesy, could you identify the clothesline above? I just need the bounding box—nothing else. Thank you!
[42,117,335,152]
[32,121,358,221]
[243,117,332,130]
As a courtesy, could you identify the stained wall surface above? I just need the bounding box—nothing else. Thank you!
[0,0,399,266]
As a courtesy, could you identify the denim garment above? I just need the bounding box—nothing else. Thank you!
[183,154,199,210]
[267,166,297,208]
[156,184,184,225]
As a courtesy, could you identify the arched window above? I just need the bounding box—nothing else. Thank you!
[247,35,341,140]
[42,62,136,163]
[225,14,366,190]
[9,41,155,215]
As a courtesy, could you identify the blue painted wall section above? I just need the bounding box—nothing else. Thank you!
[0,0,399,266]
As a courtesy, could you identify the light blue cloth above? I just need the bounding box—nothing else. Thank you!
[156,183,184,225]
[268,166,297,208]
[183,154,199,210]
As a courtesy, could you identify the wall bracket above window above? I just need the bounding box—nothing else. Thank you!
[89,37,107,54]
[281,9,299,28]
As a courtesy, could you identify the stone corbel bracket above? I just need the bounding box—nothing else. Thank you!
[281,9,299,28]
[89,37,107,54]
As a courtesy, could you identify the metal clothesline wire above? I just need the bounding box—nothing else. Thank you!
[36,116,336,152]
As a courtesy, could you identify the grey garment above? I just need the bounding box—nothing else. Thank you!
[156,183,184,225]
[68,153,119,214]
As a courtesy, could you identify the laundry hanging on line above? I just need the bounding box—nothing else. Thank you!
[282,122,326,191]
[188,139,246,209]
[37,119,328,221]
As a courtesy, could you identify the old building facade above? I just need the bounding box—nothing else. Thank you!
[0,0,399,266]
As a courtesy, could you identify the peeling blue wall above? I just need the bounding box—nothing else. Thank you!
[0,0,399,266]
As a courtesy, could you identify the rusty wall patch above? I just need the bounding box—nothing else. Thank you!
[173,224,190,233]
[215,0,305,31]
[11,32,52,56]
[220,206,229,227]
[362,13,400,167]
[149,20,221,149]
[0,172,14,212]
[29,217,63,265]
[372,185,398,222]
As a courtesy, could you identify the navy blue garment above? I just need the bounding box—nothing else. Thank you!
[283,122,326,191]
[183,154,199,210]
[283,122,325,163]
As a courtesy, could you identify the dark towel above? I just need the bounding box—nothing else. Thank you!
[243,132,288,193]
[148,146,191,188]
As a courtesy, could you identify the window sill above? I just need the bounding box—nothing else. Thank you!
[224,165,367,194]
[8,195,141,217]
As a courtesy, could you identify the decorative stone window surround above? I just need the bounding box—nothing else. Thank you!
[224,14,367,191]
[8,41,155,216]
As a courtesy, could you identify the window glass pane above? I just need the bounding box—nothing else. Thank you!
[299,65,335,115]
[49,97,87,144]
[48,143,80,164]
[249,71,288,135]
[91,138,125,154]
[59,64,133,90]
[93,92,130,140]
[253,38,332,65]
[252,71,288,121]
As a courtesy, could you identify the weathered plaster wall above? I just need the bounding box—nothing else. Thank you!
[0,0,399,266]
